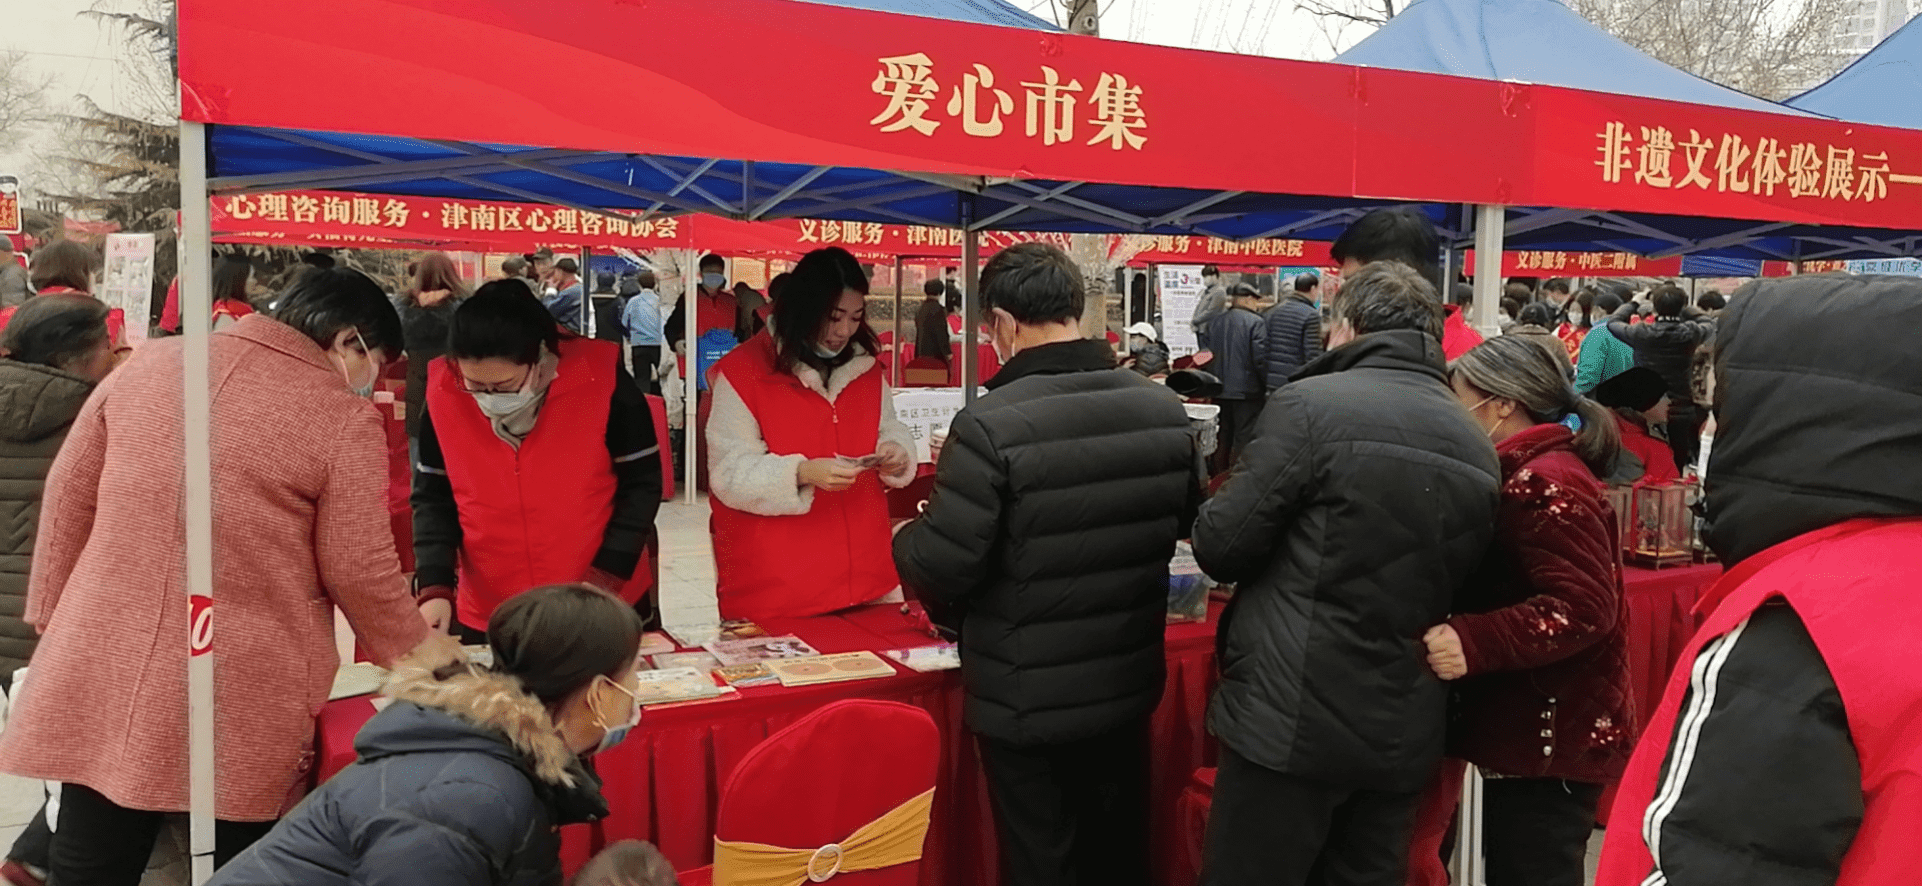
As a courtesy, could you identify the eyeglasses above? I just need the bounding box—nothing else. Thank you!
[459,367,532,395]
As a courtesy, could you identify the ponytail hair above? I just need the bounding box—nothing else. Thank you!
[1451,335,1622,477]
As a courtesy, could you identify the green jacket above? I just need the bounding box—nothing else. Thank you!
[1574,320,1635,395]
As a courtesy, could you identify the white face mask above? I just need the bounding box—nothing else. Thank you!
[812,341,845,359]
[1466,395,1502,441]
[470,367,537,417]
[332,331,377,399]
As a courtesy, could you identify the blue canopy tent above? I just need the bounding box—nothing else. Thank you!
[1333,0,1920,282]
[1789,16,1921,130]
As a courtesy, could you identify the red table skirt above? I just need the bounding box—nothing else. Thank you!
[317,602,1223,885]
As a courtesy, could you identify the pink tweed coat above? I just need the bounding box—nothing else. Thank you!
[0,315,428,821]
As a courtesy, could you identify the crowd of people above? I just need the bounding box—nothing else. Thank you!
[0,211,1907,886]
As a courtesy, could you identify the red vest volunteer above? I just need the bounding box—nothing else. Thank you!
[707,247,917,621]
[412,282,662,639]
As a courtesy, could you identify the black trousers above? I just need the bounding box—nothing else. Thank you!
[1481,777,1602,886]
[976,718,1150,886]
[1201,745,1420,886]
[1665,408,1703,474]
[50,783,275,886]
[630,344,662,395]
[1213,397,1265,472]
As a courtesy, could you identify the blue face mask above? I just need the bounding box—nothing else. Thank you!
[702,273,726,291]
[590,674,641,756]
[333,330,377,398]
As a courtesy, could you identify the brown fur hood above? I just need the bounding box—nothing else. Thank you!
[379,637,580,788]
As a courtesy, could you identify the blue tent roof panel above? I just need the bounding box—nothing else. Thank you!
[1789,16,1921,129]
[1334,0,1812,117]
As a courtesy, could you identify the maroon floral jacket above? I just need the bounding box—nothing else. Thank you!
[1445,423,1636,783]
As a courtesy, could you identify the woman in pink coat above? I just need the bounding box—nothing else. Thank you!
[0,268,435,884]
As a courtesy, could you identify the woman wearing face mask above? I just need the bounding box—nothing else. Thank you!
[0,268,438,883]
[1413,334,1635,886]
[208,584,646,885]
[412,282,662,642]
[707,246,917,620]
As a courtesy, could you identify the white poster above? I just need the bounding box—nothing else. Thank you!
[1158,264,1205,357]
[892,387,973,464]
[101,233,156,345]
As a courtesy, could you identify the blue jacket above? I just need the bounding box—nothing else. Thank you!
[210,658,607,886]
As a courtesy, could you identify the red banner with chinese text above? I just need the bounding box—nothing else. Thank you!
[181,0,1918,235]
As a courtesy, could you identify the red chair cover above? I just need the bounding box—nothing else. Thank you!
[682,699,941,886]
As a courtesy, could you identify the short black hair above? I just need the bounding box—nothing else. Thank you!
[1697,291,1726,312]
[1652,285,1688,317]
[271,267,404,355]
[1200,264,1221,277]
[1542,277,1572,295]
[1452,282,1474,307]
[1594,290,1625,314]
[448,280,562,365]
[213,253,252,305]
[1294,273,1318,294]
[1500,297,1521,319]
[1331,260,1443,341]
[771,247,878,375]
[1330,207,1441,289]
[635,269,657,290]
[698,253,725,272]
[979,243,1083,325]
[554,257,579,275]
[299,251,336,269]
[923,279,946,298]
[2,294,109,372]
[1518,300,1562,329]
[488,584,644,709]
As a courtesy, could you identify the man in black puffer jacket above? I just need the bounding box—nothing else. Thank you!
[1194,261,1500,886]
[894,243,1200,886]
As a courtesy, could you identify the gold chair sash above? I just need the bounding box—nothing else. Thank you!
[711,787,936,886]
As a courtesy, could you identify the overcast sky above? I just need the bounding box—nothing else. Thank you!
[0,0,1383,197]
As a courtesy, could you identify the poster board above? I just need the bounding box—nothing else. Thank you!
[891,387,973,464]
[1157,265,1205,357]
[101,233,156,344]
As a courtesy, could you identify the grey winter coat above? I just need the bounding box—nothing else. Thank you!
[1194,330,1500,791]
[209,647,608,886]
[0,360,96,676]
[1203,306,1268,400]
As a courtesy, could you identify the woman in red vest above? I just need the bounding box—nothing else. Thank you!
[10,240,131,363]
[707,247,916,621]
[412,281,662,642]
[1417,335,1634,886]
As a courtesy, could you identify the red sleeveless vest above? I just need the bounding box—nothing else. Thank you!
[710,333,898,620]
[427,337,648,630]
[1598,518,1921,886]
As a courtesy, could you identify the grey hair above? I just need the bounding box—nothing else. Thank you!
[1450,334,1621,475]
[1331,261,1444,342]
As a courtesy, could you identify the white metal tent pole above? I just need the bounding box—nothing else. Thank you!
[959,199,979,404]
[178,120,218,886]
[1454,763,1486,885]
[581,247,592,336]
[684,248,699,504]
[1472,205,1506,338]
[891,255,904,382]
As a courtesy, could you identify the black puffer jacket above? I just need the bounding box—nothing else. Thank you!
[394,295,460,439]
[1607,303,1713,419]
[1262,294,1322,390]
[0,360,95,676]
[1194,330,1500,791]
[210,651,607,886]
[893,339,1200,746]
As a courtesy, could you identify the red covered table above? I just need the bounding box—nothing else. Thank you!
[316,602,1223,886]
[1597,562,1720,823]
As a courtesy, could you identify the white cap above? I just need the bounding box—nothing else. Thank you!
[1125,322,1158,341]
